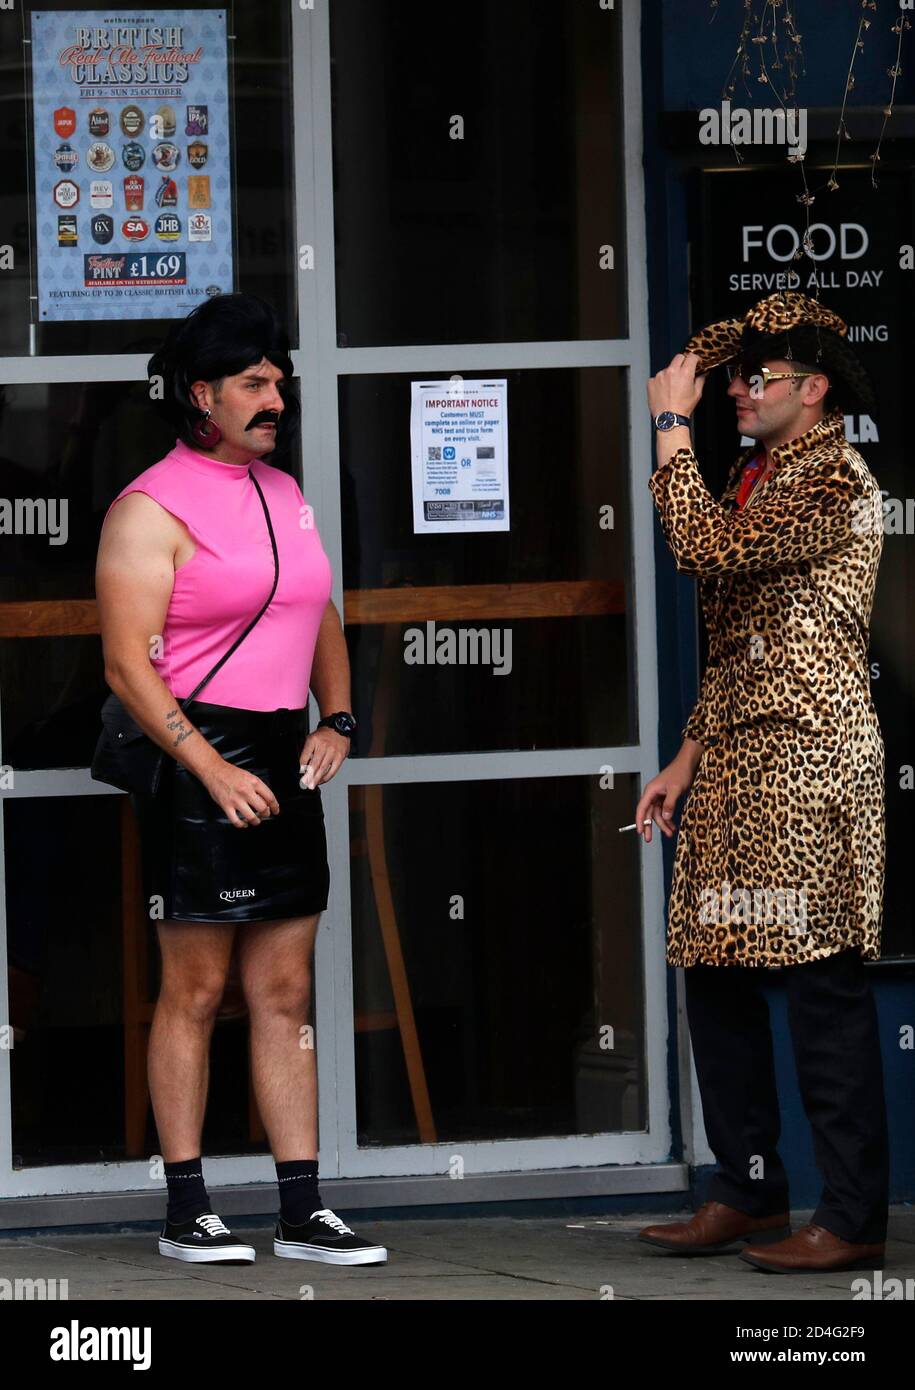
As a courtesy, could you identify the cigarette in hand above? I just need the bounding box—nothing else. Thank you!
[618,819,654,832]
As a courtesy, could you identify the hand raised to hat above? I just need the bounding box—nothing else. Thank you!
[646,352,707,421]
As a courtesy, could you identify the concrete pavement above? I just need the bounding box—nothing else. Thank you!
[1,1205,913,1300]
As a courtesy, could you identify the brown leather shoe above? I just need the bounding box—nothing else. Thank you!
[639,1200,790,1255]
[741,1222,885,1273]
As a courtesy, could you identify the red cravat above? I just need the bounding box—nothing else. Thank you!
[736,451,767,509]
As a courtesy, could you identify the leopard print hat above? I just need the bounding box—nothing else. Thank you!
[683,290,875,414]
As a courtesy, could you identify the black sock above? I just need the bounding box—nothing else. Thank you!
[276,1159,322,1225]
[164,1157,210,1224]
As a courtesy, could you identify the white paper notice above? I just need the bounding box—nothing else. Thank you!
[410,378,509,534]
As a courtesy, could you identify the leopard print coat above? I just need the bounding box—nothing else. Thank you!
[648,409,885,967]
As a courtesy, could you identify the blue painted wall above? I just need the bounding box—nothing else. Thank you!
[660,0,913,111]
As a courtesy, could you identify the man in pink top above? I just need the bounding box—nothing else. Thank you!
[96,294,386,1267]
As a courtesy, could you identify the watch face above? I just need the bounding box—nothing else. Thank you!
[334,714,356,735]
[655,411,677,431]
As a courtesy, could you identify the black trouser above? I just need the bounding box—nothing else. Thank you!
[684,947,889,1244]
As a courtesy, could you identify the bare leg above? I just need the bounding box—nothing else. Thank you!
[148,920,237,1162]
[236,914,320,1161]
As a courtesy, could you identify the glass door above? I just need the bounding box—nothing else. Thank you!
[310,0,671,1177]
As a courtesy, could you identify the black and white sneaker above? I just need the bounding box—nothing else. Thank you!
[158,1211,256,1264]
[274,1208,387,1265]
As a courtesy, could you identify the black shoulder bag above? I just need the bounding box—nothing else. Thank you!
[90,473,279,798]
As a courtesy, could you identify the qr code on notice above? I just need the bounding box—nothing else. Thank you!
[427,447,442,461]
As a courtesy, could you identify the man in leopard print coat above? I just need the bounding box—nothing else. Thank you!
[636,292,889,1275]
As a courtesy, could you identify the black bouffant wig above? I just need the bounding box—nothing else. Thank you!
[147,293,299,454]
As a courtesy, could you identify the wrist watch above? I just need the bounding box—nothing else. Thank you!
[317,711,357,738]
[654,411,692,432]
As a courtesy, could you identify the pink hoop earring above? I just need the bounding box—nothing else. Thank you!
[191,408,222,448]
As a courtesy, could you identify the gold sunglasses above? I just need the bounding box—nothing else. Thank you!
[725,363,818,387]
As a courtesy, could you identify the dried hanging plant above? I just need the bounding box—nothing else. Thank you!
[870,7,910,186]
[707,0,908,280]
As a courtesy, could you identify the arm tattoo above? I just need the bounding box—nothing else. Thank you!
[164,706,195,748]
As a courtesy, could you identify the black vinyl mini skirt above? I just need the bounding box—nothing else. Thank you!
[130,702,330,924]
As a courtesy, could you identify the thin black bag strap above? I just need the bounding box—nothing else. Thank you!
[182,471,279,705]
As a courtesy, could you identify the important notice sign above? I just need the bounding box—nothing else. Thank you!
[410,379,509,534]
[30,9,233,321]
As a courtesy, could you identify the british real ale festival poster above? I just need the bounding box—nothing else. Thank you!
[30,9,234,321]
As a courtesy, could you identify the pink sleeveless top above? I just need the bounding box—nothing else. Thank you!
[104,439,333,712]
